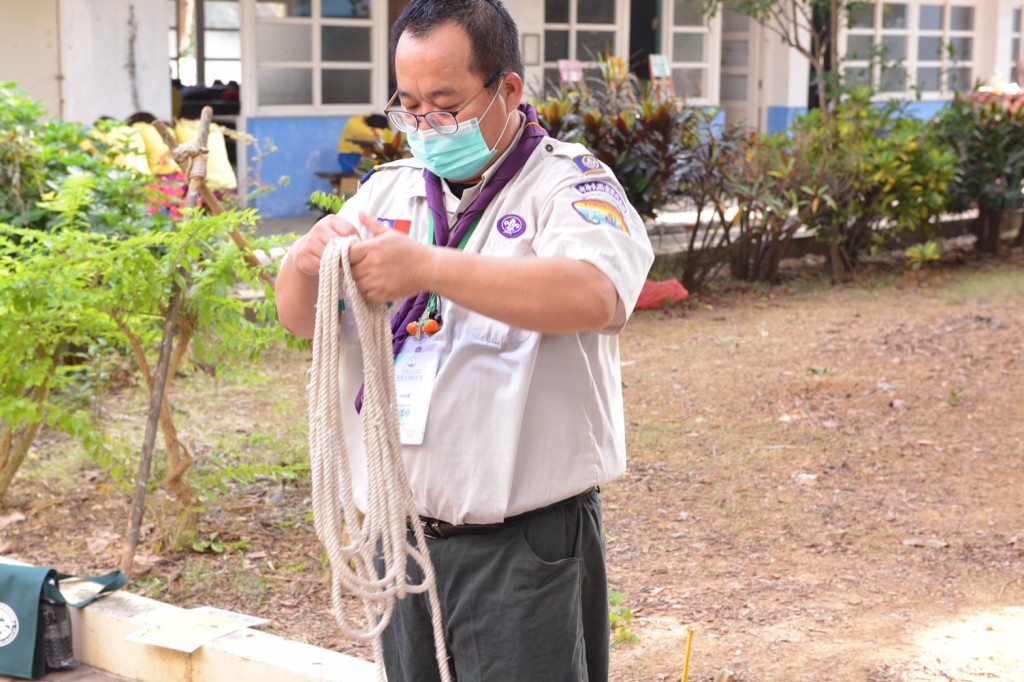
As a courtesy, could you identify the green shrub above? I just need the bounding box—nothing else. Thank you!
[533,61,703,220]
[664,119,745,293]
[935,92,1024,253]
[725,130,834,283]
[0,223,116,502]
[791,87,956,277]
[0,84,290,510]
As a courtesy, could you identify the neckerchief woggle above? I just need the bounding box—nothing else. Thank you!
[354,103,548,412]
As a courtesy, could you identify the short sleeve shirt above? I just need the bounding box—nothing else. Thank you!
[333,122,654,524]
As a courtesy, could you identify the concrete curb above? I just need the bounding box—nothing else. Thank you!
[1,559,377,682]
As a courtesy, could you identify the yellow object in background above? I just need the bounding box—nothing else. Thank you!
[173,119,238,191]
[132,122,179,176]
[337,115,378,154]
[84,124,150,175]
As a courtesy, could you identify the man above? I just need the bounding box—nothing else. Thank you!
[275,1,653,679]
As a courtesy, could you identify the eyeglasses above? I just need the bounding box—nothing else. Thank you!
[384,71,506,135]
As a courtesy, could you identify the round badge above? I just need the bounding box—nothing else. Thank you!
[0,602,20,647]
[497,214,526,239]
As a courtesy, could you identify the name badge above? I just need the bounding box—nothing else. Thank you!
[395,336,442,445]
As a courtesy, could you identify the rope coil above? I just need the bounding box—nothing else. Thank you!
[308,237,451,682]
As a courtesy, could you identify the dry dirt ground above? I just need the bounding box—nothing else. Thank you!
[2,252,1023,682]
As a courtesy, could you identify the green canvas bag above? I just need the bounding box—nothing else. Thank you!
[0,565,126,679]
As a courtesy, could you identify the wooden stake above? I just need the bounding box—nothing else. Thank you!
[119,108,215,576]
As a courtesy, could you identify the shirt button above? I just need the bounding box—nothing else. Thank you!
[545,144,554,152]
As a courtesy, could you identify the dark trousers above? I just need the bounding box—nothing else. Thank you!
[378,489,609,682]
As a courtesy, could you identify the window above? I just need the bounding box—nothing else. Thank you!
[666,0,713,101]
[254,0,375,110]
[542,0,622,91]
[169,0,241,86]
[1012,7,1023,84]
[842,2,976,98]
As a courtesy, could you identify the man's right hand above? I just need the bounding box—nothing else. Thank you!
[288,214,361,277]
[275,214,361,338]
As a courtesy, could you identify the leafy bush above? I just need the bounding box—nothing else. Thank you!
[791,87,956,277]
[936,92,1024,253]
[725,130,834,283]
[660,118,744,293]
[0,82,163,234]
[0,223,116,501]
[533,62,701,220]
[0,84,290,511]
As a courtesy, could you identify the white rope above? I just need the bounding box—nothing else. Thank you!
[308,236,451,682]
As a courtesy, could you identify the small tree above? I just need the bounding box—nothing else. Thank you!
[0,225,116,503]
[0,85,291,535]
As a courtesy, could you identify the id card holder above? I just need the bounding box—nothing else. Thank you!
[394,336,442,445]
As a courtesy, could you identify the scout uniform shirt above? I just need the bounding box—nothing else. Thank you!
[333,117,654,525]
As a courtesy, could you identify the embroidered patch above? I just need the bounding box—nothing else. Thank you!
[574,181,629,216]
[377,217,411,235]
[496,214,527,239]
[572,154,604,175]
[572,200,629,235]
[0,602,19,647]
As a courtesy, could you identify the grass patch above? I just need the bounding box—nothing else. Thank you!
[944,269,1024,304]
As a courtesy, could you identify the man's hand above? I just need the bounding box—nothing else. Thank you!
[349,212,436,303]
[274,213,360,338]
[289,214,361,278]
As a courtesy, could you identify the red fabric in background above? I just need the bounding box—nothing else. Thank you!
[635,278,689,310]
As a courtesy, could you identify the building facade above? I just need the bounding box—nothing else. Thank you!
[1,1,1020,219]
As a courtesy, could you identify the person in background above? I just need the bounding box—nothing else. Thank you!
[337,113,390,174]
[127,112,179,177]
[275,1,654,679]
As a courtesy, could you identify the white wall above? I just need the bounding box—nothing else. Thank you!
[0,0,63,115]
[759,27,811,111]
[506,1,546,96]
[59,0,171,124]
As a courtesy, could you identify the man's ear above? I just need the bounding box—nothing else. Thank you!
[502,72,525,112]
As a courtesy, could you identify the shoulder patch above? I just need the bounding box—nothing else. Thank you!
[572,199,630,235]
[573,180,628,216]
[572,154,605,176]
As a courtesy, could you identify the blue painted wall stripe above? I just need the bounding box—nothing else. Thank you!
[247,116,351,219]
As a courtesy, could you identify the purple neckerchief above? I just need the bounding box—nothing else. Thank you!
[355,103,547,412]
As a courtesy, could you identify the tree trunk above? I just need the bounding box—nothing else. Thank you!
[0,375,54,505]
[827,241,853,282]
[974,209,1003,254]
[0,421,43,505]
[158,317,197,528]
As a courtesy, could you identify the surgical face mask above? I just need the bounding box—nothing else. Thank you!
[407,86,510,181]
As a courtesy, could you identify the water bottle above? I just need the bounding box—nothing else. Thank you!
[41,600,75,670]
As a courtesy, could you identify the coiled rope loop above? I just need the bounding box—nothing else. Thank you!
[308,236,450,682]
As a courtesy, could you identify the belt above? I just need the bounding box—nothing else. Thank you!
[410,487,597,540]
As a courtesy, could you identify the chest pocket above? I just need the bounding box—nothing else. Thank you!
[469,315,532,347]
[468,239,536,347]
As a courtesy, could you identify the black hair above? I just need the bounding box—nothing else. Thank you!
[126,111,157,125]
[390,0,525,88]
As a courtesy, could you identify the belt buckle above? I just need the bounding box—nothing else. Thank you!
[420,519,446,540]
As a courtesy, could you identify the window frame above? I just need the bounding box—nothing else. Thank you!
[1012,6,1023,84]
[841,1,977,100]
[662,0,719,105]
[540,0,629,93]
[169,0,242,87]
[241,0,388,117]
